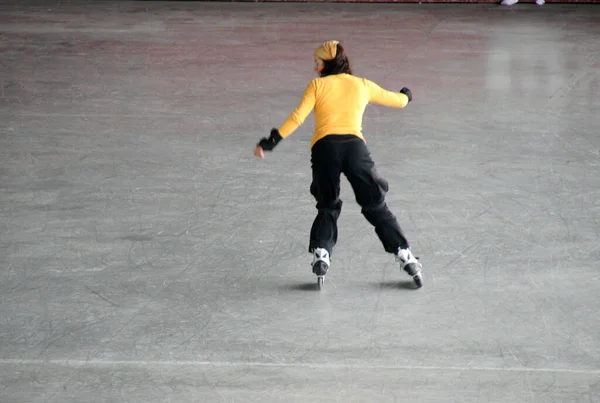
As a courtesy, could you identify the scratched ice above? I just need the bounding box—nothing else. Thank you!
[0,1,599,402]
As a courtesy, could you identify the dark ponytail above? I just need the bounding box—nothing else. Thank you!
[320,44,352,77]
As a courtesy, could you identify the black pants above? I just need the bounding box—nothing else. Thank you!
[308,134,410,257]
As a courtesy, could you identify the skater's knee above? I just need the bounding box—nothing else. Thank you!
[316,198,343,212]
[353,176,388,208]
[362,202,392,226]
[374,174,389,194]
[362,200,386,214]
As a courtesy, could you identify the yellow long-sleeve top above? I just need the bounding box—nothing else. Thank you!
[277,73,410,148]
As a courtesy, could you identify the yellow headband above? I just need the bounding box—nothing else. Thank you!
[314,40,339,61]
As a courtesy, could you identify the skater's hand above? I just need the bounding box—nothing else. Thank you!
[253,145,265,159]
[256,129,283,152]
[399,87,412,102]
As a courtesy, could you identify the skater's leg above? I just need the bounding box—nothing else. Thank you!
[308,190,340,276]
[343,138,423,287]
[308,192,342,256]
[308,137,343,265]
[342,139,409,253]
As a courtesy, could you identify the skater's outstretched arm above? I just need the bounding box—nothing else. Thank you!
[277,80,317,137]
[254,80,317,158]
[364,78,411,108]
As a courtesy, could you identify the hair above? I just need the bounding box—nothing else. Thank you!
[319,44,352,77]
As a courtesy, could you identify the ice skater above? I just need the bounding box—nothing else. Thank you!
[253,40,423,289]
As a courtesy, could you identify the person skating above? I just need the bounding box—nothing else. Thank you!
[253,40,423,289]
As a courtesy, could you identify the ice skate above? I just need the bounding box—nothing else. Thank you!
[311,247,330,289]
[396,248,423,289]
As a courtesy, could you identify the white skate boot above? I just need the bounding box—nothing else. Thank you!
[396,248,423,288]
[311,248,330,289]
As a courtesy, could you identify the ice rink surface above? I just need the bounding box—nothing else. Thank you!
[1,1,599,402]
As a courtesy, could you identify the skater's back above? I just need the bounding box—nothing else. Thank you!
[278,70,410,148]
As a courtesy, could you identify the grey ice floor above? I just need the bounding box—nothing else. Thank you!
[1,1,599,402]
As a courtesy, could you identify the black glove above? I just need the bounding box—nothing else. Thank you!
[399,87,412,103]
[257,128,283,151]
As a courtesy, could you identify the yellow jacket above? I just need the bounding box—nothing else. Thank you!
[278,73,410,148]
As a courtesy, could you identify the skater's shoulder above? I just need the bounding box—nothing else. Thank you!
[312,73,362,85]
[305,75,333,88]
[299,77,321,93]
[304,74,369,93]
[331,74,373,86]
[355,75,377,85]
